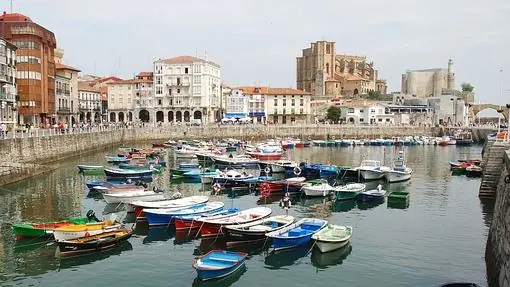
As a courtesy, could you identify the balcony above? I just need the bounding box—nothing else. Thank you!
[57,107,71,115]
[0,92,16,102]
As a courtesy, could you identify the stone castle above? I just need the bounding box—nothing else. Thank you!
[296,41,387,99]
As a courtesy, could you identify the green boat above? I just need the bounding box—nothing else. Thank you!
[334,183,366,201]
[387,191,410,201]
[12,217,96,240]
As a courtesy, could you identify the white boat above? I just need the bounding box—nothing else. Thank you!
[92,186,145,194]
[53,220,122,241]
[267,159,298,173]
[200,174,216,184]
[356,160,390,180]
[333,183,366,193]
[358,185,387,201]
[128,195,209,212]
[385,151,413,183]
[301,179,335,197]
[311,225,353,253]
[103,190,165,204]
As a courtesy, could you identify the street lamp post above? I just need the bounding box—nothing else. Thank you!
[506,104,510,143]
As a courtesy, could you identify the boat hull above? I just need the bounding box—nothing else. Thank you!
[194,260,246,281]
[358,193,385,202]
[360,170,385,180]
[103,193,164,204]
[57,229,132,257]
[225,230,267,247]
[315,239,350,253]
[302,186,334,197]
[385,171,412,183]
[174,217,203,232]
[335,191,359,201]
[53,224,122,241]
[247,152,282,161]
[272,234,313,251]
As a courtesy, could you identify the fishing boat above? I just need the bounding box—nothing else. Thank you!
[358,185,387,202]
[300,164,339,179]
[334,183,366,201]
[212,170,254,185]
[454,130,473,146]
[311,225,353,253]
[183,168,221,180]
[265,160,298,173]
[258,177,306,195]
[53,219,122,241]
[152,143,165,148]
[77,165,104,172]
[465,165,483,177]
[104,167,155,178]
[246,151,283,161]
[105,156,129,163]
[57,228,132,257]
[224,215,295,247]
[356,160,389,180]
[301,179,335,197]
[212,155,260,168]
[12,211,100,240]
[387,191,410,201]
[86,180,147,191]
[192,250,248,281]
[385,151,413,183]
[102,190,165,204]
[266,218,328,251]
[198,207,272,238]
[174,208,240,232]
[130,195,209,217]
[144,202,225,226]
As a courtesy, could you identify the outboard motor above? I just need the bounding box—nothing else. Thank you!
[153,187,164,193]
[86,210,100,222]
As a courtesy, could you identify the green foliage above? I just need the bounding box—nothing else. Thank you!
[461,83,474,92]
[326,106,342,123]
[367,90,382,100]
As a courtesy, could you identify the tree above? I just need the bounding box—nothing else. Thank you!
[326,106,342,123]
[461,83,474,92]
[367,90,382,100]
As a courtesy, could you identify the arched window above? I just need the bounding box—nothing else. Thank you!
[326,63,330,75]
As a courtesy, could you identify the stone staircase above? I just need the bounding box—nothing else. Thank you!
[479,142,510,198]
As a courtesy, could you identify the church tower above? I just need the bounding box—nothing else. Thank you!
[447,59,455,90]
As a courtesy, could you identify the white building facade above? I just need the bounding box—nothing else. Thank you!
[341,101,395,125]
[224,89,248,119]
[106,81,134,123]
[153,55,221,124]
[0,38,17,126]
[78,82,101,123]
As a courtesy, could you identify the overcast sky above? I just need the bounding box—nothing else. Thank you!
[6,0,510,105]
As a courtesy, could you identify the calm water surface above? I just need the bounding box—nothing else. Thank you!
[0,144,493,287]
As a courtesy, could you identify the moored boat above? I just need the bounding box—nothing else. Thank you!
[356,160,389,180]
[77,165,104,172]
[192,250,248,281]
[53,219,122,241]
[144,202,225,226]
[387,191,410,201]
[174,208,240,232]
[311,225,353,253]
[301,179,335,197]
[198,207,272,238]
[102,190,165,204]
[129,195,209,216]
[224,215,295,247]
[265,218,328,251]
[105,156,129,163]
[334,183,366,201]
[358,185,387,202]
[104,167,155,178]
[57,228,132,257]
[465,165,483,177]
[385,151,413,183]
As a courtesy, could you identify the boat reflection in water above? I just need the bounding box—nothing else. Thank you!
[264,244,310,269]
[58,241,133,271]
[311,243,352,270]
[174,230,200,245]
[142,226,176,245]
[357,198,385,210]
[11,241,59,277]
[332,200,357,213]
[387,199,410,209]
[191,263,246,287]
[194,237,227,256]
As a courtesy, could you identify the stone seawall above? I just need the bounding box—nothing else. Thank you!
[0,125,435,186]
[486,150,510,287]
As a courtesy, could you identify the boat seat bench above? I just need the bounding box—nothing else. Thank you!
[209,257,239,263]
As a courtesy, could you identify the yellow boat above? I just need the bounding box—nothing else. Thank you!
[53,220,122,241]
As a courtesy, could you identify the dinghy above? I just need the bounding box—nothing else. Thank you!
[198,207,272,238]
[143,202,225,226]
[358,184,387,202]
[311,225,353,253]
[192,250,247,281]
[129,195,209,217]
[102,190,165,204]
[301,179,335,197]
[77,165,104,172]
[334,183,366,201]
[266,218,328,251]
[104,167,155,178]
[53,220,122,241]
[57,228,132,257]
[174,208,240,232]
[224,215,295,247]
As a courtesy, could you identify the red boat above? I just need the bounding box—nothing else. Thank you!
[258,177,307,195]
[174,217,203,232]
[198,207,272,238]
[246,152,282,161]
[152,143,165,148]
[295,143,305,148]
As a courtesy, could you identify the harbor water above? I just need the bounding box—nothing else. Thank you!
[0,144,493,286]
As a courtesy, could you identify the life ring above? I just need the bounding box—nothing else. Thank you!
[264,166,271,174]
[260,183,270,197]
[293,166,302,176]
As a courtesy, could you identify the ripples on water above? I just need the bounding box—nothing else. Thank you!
[0,145,493,287]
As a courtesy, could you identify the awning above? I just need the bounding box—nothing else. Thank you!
[224,113,247,119]
[249,112,265,117]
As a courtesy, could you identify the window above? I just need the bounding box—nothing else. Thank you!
[177,88,180,94]
[291,99,295,106]
[274,99,277,106]
[193,86,201,95]
[169,89,172,95]
[326,43,331,54]
[274,109,277,115]
[291,108,295,114]
[177,68,181,74]
[158,99,162,106]
[360,118,364,122]
[300,99,304,106]
[193,75,201,84]
[156,86,163,94]
[12,41,39,49]
[370,109,376,113]
[156,76,162,84]
[348,108,354,113]
[300,108,304,114]
[283,99,286,106]
[283,108,286,114]
[177,77,181,85]
[360,109,364,113]
[185,67,189,74]
[386,118,391,122]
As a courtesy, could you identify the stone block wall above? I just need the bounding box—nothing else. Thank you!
[486,150,510,287]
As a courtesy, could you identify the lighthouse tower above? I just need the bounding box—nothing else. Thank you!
[447,59,455,90]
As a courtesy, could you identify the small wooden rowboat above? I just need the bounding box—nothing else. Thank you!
[174,208,240,232]
[192,250,247,281]
[57,228,132,257]
[77,165,104,172]
[311,225,353,253]
[224,215,295,247]
[102,190,165,204]
[12,216,97,240]
[53,220,122,241]
[198,207,272,238]
[266,218,328,251]
[144,202,224,226]
[334,183,366,201]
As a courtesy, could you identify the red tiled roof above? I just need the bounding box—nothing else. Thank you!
[95,76,123,84]
[236,86,310,95]
[157,55,220,67]
[0,12,32,22]
[56,63,80,72]
[346,74,369,81]
[137,71,152,77]
[78,81,99,93]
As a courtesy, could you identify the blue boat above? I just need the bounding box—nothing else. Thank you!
[105,156,129,163]
[300,164,338,180]
[266,218,328,251]
[183,168,221,180]
[192,250,248,281]
[180,162,200,169]
[144,202,224,226]
[358,186,387,202]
